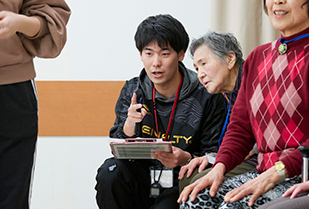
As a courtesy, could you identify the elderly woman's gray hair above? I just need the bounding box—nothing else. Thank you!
[190,31,244,67]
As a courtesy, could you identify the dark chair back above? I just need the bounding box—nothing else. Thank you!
[298,146,309,182]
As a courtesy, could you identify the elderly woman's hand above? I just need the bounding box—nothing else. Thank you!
[178,156,209,180]
[224,166,280,206]
[282,181,309,199]
[178,162,225,203]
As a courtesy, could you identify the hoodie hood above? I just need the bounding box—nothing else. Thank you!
[137,62,200,102]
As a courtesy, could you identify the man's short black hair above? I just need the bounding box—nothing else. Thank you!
[134,14,189,53]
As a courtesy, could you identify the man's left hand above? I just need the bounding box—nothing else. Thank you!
[151,146,191,169]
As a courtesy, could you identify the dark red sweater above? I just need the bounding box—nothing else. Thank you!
[215,27,309,178]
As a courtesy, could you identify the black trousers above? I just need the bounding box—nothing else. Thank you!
[0,80,38,209]
[95,157,180,209]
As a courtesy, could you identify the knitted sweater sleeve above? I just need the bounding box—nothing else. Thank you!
[19,0,71,58]
[214,43,309,178]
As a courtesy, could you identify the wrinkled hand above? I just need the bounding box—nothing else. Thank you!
[224,167,279,207]
[282,181,309,199]
[177,163,225,203]
[151,146,190,169]
[178,156,209,180]
[0,11,21,39]
[123,93,147,136]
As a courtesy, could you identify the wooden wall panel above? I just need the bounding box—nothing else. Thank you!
[36,81,125,136]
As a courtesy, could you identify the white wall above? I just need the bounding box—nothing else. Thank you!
[34,0,211,81]
[31,1,211,209]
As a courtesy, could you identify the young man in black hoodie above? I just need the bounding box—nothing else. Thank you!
[95,14,225,209]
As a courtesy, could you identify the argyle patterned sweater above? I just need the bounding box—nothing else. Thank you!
[215,27,309,178]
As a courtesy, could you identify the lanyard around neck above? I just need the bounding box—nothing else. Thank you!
[218,87,235,147]
[279,33,309,44]
[152,72,183,141]
[278,33,309,54]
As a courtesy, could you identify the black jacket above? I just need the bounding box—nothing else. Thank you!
[224,63,257,167]
[110,62,225,157]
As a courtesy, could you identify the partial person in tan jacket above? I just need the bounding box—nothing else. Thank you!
[0,1,70,208]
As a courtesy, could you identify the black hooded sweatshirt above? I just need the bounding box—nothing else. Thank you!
[110,62,226,183]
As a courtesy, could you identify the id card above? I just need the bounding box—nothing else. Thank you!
[150,166,173,188]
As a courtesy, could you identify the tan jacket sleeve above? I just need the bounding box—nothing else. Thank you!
[19,0,71,58]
